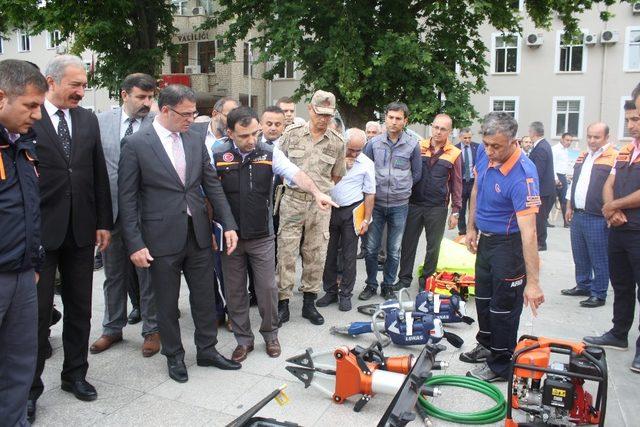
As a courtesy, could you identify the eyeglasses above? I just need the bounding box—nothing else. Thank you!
[169,107,199,119]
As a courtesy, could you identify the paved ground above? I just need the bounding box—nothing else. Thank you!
[37,215,639,426]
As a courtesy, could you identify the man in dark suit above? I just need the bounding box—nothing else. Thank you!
[118,84,241,383]
[455,128,480,236]
[29,55,113,417]
[528,121,556,250]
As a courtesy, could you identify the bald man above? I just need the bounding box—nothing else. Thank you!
[317,129,375,310]
[562,123,617,308]
[396,114,462,291]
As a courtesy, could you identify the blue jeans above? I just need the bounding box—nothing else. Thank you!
[570,211,609,300]
[365,204,409,290]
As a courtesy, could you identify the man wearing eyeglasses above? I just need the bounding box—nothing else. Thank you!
[119,84,241,383]
[395,114,462,291]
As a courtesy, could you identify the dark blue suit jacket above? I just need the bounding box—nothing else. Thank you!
[455,141,480,180]
[528,138,556,196]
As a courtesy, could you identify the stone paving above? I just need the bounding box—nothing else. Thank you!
[37,219,639,426]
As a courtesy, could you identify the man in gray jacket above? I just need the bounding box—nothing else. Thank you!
[359,102,421,301]
[90,73,160,357]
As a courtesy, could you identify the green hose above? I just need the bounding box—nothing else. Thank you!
[417,375,507,424]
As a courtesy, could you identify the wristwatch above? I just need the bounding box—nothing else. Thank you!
[362,219,370,224]
[452,213,460,217]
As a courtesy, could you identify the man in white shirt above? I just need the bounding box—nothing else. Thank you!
[562,123,617,308]
[317,128,376,310]
[553,132,573,227]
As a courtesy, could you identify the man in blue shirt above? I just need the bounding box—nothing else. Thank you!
[461,112,545,382]
[359,102,422,301]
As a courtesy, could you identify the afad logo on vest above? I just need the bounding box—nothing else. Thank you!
[222,152,234,162]
[494,183,501,193]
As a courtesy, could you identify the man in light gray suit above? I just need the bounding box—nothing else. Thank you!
[91,73,160,357]
[119,84,241,383]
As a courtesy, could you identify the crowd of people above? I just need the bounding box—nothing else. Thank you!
[1,54,640,426]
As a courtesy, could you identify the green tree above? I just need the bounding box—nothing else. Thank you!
[0,0,176,97]
[206,0,618,128]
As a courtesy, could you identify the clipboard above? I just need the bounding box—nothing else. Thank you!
[212,221,224,252]
[352,202,365,235]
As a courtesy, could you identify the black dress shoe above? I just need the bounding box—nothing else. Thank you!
[391,280,410,292]
[61,379,98,401]
[583,331,628,350]
[197,350,242,370]
[561,286,591,297]
[167,356,188,382]
[27,399,36,424]
[127,307,141,324]
[546,223,555,228]
[580,296,606,308]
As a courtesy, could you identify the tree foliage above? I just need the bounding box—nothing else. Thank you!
[0,0,176,97]
[206,0,619,128]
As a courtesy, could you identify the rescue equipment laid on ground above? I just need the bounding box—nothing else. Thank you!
[424,271,476,299]
[330,307,464,348]
[286,342,446,414]
[506,335,607,427]
[357,289,474,325]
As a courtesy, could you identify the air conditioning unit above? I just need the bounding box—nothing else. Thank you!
[184,65,201,74]
[526,33,543,47]
[583,33,597,45]
[192,6,206,15]
[600,30,619,44]
[633,2,640,14]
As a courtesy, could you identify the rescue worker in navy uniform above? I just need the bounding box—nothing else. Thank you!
[461,112,545,382]
[0,59,48,426]
[585,87,640,373]
[212,107,335,363]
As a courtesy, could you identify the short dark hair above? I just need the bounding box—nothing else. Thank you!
[263,105,284,116]
[227,106,259,131]
[157,84,196,109]
[632,83,640,104]
[276,96,294,106]
[624,100,637,111]
[121,73,156,94]
[0,59,48,98]
[561,132,573,139]
[385,102,409,119]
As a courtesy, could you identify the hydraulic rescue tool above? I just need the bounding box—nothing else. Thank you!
[331,306,464,348]
[506,335,607,427]
[286,342,446,413]
[357,289,474,325]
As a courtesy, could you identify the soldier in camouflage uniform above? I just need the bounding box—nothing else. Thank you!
[277,90,346,326]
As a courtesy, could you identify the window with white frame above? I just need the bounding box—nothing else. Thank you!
[552,97,584,139]
[273,61,295,79]
[624,27,640,72]
[172,0,187,15]
[490,96,519,119]
[492,33,520,74]
[46,30,62,50]
[556,31,586,73]
[620,96,633,139]
[17,30,31,52]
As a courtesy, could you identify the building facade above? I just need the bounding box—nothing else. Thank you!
[269,2,640,148]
